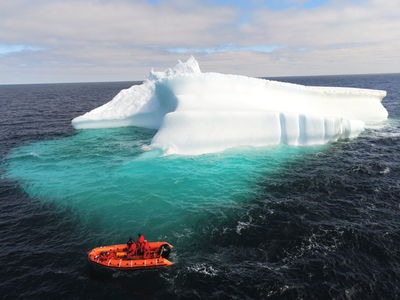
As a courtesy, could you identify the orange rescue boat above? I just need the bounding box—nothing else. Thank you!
[88,242,174,270]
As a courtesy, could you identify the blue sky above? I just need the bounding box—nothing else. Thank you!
[147,0,330,10]
[0,44,42,56]
[0,0,398,84]
[147,0,331,24]
[204,0,329,10]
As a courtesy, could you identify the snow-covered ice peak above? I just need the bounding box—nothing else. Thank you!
[148,56,201,81]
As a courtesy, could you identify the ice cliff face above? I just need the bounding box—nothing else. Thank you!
[72,57,387,155]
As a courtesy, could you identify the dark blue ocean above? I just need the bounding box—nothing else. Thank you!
[1,74,400,299]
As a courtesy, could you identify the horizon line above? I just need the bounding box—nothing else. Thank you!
[1,71,399,86]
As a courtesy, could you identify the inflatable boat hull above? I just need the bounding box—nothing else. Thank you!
[87,242,173,271]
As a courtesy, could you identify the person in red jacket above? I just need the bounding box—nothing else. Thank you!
[137,233,145,253]
[127,242,137,258]
[137,233,145,244]
[143,241,151,258]
[128,242,137,254]
[126,237,134,251]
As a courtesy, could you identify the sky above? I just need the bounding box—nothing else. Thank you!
[0,0,399,84]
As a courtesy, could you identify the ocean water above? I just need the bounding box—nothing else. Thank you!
[1,74,400,299]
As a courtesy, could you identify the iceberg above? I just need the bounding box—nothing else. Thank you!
[72,57,387,155]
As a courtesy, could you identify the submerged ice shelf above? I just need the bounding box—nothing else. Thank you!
[72,57,387,155]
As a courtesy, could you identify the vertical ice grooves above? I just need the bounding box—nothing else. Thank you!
[277,112,363,148]
[279,113,286,145]
[299,115,306,145]
[279,112,300,145]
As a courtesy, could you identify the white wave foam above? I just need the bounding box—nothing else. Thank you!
[380,167,390,175]
[187,263,218,277]
[236,220,252,235]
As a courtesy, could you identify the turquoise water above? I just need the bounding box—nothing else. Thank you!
[5,126,321,242]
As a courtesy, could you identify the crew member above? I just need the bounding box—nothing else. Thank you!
[126,237,134,250]
[127,242,137,258]
[137,233,144,252]
[143,241,151,258]
[137,233,145,245]
[128,241,137,254]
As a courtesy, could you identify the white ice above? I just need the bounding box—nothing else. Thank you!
[72,57,387,155]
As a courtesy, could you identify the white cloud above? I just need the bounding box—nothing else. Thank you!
[0,0,399,83]
[241,0,400,48]
[0,0,237,47]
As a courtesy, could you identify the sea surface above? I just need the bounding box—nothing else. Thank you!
[1,74,400,299]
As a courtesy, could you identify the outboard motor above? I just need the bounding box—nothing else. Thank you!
[160,244,171,259]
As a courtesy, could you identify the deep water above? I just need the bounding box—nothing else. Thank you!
[1,74,400,299]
